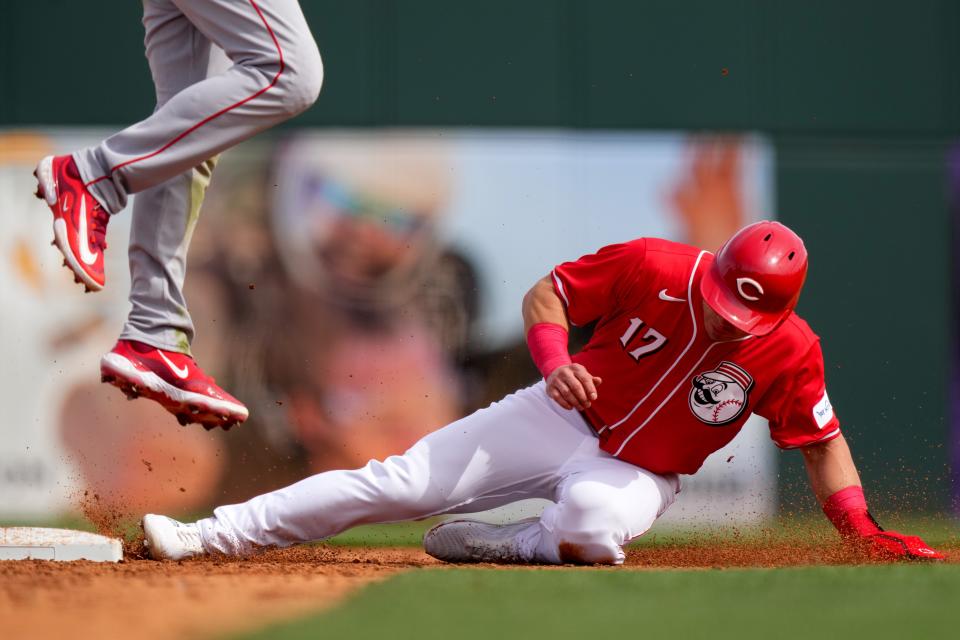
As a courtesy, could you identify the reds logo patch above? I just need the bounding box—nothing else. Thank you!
[689,361,754,426]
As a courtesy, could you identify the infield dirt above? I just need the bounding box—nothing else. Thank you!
[2,541,957,640]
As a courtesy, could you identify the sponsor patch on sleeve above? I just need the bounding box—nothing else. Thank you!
[812,390,834,429]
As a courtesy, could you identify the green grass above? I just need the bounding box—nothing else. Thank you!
[238,564,960,640]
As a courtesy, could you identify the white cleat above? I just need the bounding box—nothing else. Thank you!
[142,514,207,561]
[423,518,539,564]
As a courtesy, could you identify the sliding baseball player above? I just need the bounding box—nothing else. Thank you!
[142,221,942,563]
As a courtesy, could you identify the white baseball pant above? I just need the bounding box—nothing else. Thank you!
[197,382,681,565]
[72,0,323,352]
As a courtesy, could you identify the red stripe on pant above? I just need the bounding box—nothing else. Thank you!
[84,0,285,189]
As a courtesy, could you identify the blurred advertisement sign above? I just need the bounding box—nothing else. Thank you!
[1,128,776,526]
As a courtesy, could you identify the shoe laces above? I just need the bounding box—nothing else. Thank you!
[89,202,110,251]
[168,521,204,555]
[176,523,202,545]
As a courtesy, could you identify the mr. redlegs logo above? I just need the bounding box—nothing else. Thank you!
[689,361,754,426]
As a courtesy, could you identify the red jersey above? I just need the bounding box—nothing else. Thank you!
[551,238,841,475]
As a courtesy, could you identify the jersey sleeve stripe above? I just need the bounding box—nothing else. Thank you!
[777,427,841,450]
[552,270,571,308]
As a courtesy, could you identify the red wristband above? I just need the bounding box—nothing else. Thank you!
[822,485,881,538]
[526,323,572,379]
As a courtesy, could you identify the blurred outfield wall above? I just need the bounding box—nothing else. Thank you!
[0,0,956,513]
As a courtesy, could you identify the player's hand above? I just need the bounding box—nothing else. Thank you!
[546,364,601,411]
[861,531,944,561]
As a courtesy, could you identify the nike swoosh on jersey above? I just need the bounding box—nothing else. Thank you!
[78,198,100,266]
[658,288,686,303]
[157,350,189,379]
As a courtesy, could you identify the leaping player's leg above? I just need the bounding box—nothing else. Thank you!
[36,0,322,291]
[142,383,596,560]
[74,0,322,214]
[99,2,247,429]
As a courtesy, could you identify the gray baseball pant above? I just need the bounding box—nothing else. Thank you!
[72,0,323,353]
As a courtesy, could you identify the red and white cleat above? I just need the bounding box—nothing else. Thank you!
[34,154,110,293]
[100,340,249,430]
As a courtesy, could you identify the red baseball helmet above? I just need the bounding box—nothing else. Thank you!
[700,221,808,336]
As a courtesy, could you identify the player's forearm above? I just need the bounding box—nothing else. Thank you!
[802,434,881,539]
[801,433,941,558]
[522,276,573,378]
[522,276,601,408]
[801,434,862,503]
[522,276,569,334]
